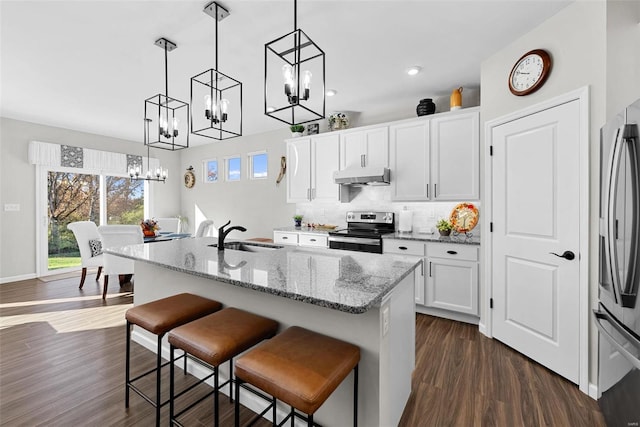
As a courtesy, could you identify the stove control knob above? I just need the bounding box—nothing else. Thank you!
[347,213,354,221]
[384,213,393,223]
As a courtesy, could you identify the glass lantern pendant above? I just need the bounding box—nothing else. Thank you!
[264,0,325,125]
[191,2,242,140]
[144,38,190,150]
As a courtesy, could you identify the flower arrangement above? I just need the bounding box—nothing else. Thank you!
[328,112,349,131]
[141,218,159,237]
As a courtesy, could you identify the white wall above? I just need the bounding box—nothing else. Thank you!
[177,129,295,239]
[0,117,182,281]
[480,0,640,389]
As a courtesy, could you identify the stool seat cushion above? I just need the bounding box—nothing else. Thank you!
[235,326,360,415]
[168,307,279,367]
[125,293,222,335]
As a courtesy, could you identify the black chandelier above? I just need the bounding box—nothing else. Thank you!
[191,2,242,140]
[264,0,325,125]
[144,38,190,150]
[129,118,167,183]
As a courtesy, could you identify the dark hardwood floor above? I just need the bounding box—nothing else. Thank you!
[1,274,605,426]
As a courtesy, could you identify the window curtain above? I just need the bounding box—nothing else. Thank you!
[28,141,159,174]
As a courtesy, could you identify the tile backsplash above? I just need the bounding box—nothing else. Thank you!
[295,185,481,235]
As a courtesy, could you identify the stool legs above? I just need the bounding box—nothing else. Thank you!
[354,365,358,427]
[125,320,131,407]
[155,334,162,427]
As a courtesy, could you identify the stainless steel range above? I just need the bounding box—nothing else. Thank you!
[328,211,395,253]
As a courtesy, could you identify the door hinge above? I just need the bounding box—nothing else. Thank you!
[490,222,493,232]
[490,145,493,156]
[490,298,494,309]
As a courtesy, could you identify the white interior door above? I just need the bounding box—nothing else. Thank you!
[491,100,581,383]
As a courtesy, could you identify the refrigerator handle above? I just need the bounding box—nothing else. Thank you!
[620,125,639,306]
[593,309,640,370]
[605,126,626,303]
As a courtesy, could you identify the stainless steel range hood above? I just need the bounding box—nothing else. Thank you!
[333,166,390,186]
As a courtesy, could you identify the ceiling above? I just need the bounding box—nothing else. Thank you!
[0,0,571,147]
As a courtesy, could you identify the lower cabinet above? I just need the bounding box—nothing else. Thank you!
[273,230,328,248]
[426,243,479,316]
[384,239,480,320]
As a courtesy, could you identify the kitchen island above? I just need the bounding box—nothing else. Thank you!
[105,237,420,427]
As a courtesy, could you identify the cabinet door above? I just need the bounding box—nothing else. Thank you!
[426,257,478,315]
[286,138,311,203]
[383,239,425,304]
[340,131,366,169]
[389,120,430,201]
[363,127,389,168]
[431,111,479,200]
[311,133,340,202]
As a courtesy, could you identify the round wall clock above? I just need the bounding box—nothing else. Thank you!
[508,49,552,96]
[184,166,196,188]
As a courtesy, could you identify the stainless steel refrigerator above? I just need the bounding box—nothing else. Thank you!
[594,98,640,426]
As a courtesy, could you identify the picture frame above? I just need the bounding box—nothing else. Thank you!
[203,159,219,183]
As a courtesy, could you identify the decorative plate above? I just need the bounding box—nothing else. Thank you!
[450,203,479,233]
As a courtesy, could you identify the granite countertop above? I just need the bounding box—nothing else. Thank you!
[104,237,420,314]
[383,231,481,246]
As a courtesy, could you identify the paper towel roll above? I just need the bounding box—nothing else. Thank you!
[399,209,413,232]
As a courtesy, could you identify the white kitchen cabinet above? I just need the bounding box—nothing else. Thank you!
[389,108,480,202]
[340,126,389,170]
[383,239,425,305]
[273,231,299,246]
[389,120,430,201]
[431,110,480,200]
[425,243,479,316]
[286,134,340,203]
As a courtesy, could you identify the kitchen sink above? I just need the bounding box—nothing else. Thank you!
[208,241,284,252]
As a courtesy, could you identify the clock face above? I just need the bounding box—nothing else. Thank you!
[184,170,195,188]
[509,49,551,96]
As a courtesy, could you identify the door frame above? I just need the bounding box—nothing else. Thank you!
[482,86,590,394]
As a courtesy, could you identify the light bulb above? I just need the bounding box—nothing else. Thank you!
[220,99,229,114]
[302,70,312,89]
[162,169,168,179]
[282,64,294,84]
[204,94,212,109]
[172,117,179,137]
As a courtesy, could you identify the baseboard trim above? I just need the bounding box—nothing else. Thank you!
[416,305,480,325]
[588,382,598,400]
[131,330,296,425]
[0,273,37,284]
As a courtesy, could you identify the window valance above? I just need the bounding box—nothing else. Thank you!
[28,141,159,175]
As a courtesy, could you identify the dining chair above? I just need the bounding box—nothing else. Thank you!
[154,217,180,234]
[67,221,104,289]
[194,219,215,237]
[97,225,143,299]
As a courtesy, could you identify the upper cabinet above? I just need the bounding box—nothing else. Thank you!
[389,120,430,201]
[286,133,340,203]
[431,110,479,200]
[340,126,389,169]
[390,108,480,202]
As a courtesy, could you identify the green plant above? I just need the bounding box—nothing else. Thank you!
[436,218,452,231]
[290,124,305,133]
[293,214,303,221]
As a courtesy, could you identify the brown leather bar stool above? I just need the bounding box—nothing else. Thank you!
[234,326,360,427]
[125,293,223,427]
[168,307,279,427]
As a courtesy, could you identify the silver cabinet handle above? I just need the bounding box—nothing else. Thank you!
[361,154,366,167]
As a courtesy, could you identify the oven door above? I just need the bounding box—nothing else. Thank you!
[328,236,383,254]
[594,304,640,426]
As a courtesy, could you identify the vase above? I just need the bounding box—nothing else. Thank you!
[143,229,156,237]
[450,87,463,111]
[439,230,451,237]
[291,132,303,138]
[416,98,436,116]
[294,219,302,227]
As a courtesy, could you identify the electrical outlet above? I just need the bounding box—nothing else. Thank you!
[4,204,20,212]
[382,306,390,336]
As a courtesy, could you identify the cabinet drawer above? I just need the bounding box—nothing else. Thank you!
[427,244,478,261]
[383,240,425,256]
[273,232,299,245]
[299,234,328,248]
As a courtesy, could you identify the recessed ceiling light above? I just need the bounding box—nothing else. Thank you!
[406,66,422,76]
[326,89,337,97]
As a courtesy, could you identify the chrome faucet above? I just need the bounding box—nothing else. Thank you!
[217,220,247,250]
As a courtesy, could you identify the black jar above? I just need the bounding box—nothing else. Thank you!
[416,98,436,116]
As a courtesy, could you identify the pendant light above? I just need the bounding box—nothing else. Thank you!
[264,0,325,125]
[191,2,242,140]
[144,38,190,150]
[129,118,168,183]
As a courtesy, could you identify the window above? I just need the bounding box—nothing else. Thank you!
[225,156,241,182]
[203,159,219,183]
[248,151,268,180]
